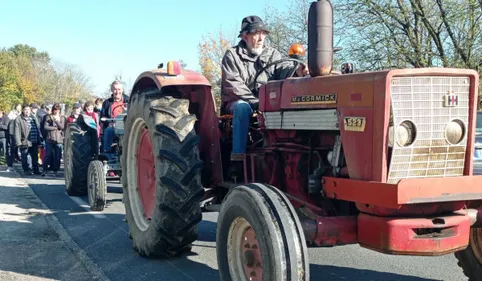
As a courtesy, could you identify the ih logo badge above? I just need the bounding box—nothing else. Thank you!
[443,91,459,107]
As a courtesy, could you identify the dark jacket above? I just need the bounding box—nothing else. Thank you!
[7,110,20,137]
[0,115,9,139]
[221,40,298,110]
[43,114,66,144]
[100,94,129,129]
[14,114,43,148]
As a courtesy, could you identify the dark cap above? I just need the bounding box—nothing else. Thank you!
[73,103,81,109]
[30,103,39,109]
[238,16,270,38]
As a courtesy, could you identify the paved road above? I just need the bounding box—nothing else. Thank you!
[11,170,469,281]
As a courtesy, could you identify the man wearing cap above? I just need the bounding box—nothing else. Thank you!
[78,99,87,111]
[221,15,309,161]
[30,103,41,123]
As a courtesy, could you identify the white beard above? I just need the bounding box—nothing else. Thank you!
[249,46,264,56]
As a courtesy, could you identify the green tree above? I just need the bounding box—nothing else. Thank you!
[0,50,22,112]
[8,44,50,62]
[0,44,95,110]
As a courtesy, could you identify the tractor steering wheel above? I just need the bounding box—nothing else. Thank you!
[252,57,306,96]
[112,103,126,113]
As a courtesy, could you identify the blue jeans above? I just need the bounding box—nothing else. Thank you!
[44,142,62,172]
[228,100,253,154]
[103,127,115,153]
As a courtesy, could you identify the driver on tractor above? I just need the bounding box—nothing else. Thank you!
[221,15,309,161]
[101,80,128,153]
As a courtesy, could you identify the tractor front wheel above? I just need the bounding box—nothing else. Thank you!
[216,183,309,281]
[87,160,107,211]
[122,92,204,258]
[455,228,482,281]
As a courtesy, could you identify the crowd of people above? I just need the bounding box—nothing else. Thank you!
[0,80,128,177]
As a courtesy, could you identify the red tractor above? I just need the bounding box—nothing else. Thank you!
[120,0,482,280]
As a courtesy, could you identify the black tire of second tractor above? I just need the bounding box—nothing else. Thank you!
[121,91,204,258]
[455,229,482,281]
[64,122,94,196]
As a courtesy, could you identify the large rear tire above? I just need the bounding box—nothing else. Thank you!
[455,228,482,281]
[64,123,95,196]
[216,183,309,281]
[121,91,204,258]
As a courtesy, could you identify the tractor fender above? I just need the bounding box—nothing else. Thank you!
[129,68,224,186]
[131,69,211,96]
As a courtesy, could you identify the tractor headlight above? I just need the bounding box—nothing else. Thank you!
[388,120,417,147]
[445,119,465,145]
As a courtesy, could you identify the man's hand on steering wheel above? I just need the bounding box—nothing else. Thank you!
[296,64,310,77]
[252,57,307,96]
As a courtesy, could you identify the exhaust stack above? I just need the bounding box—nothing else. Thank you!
[308,0,334,77]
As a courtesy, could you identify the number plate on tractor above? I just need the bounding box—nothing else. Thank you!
[344,116,366,132]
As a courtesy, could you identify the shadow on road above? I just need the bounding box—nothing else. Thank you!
[310,264,442,281]
[0,179,103,281]
[0,167,451,281]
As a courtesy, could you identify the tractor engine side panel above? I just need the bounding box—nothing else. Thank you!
[260,72,383,181]
[259,128,340,215]
[259,80,283,112]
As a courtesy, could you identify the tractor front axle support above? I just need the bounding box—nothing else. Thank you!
[358,212,471,256]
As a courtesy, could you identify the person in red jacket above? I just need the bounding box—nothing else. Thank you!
[66,103,82,124]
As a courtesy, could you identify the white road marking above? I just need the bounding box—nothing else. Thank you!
[69,196,107,219]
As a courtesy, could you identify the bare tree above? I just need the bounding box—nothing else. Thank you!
[197,28,238,111]
[263,0,345,65]
[43,59,95,104]
[334,0,482,72]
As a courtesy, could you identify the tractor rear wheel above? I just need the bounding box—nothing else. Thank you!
[64,123,95,196]
[87,160,107,211]
[216,183,309,281]
[121,92,204,258]
[455,228,482,281]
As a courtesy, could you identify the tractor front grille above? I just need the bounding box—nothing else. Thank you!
[387,76,470,184]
